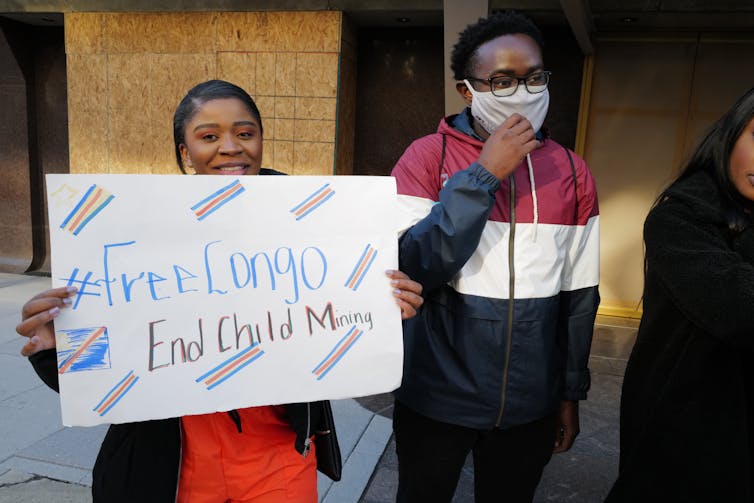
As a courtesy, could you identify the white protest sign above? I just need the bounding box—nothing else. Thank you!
[46,174,403,427]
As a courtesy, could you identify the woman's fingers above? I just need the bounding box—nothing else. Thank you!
[20,335,50,357]
[17,287,76,356]
[20,287,77,320]
[16,305,63,338]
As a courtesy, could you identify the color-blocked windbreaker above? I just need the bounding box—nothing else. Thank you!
[392,114,600,429]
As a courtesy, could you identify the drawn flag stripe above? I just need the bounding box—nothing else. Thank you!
[294,190,335,220]
[68,187,108,231]
[344,245,372,287]
[65,187,104,232]
[60,184,97,228]
[195,184,245,220]
[92,370,134,412]
[290,183,330,213]
[191,180,241,210]
[98,375,139,416]
[58,326,107,374]
[293,188,333,216]
[346,247,377,289]
[206,352,265,390]
[351,248,378,291]
[96,374,136,413]
[204,347,263,386]
[72,194,115,235]
[314,330,364,380]
[312,326,358,374]
[314,330,361,376]
[67,189,106,232]
[195,343,259,382]
[195,182,245,218]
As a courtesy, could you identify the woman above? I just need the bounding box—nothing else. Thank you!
[606,87,754,501]
[17,80,424,503]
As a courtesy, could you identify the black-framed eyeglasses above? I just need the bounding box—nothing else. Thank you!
[466,70,551,97]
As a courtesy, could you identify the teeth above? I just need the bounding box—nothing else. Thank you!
[218,166,245,171]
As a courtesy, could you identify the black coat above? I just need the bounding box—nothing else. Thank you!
[606,170,754,502]
[29,348,326,503]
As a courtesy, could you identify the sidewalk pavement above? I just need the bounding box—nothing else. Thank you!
[0,272,636,502]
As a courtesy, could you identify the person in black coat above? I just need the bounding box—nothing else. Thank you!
[606,86,754,502]
[16,80,424,503]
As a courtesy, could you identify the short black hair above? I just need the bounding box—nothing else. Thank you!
[173,79,263,173]
[450,10,545,81]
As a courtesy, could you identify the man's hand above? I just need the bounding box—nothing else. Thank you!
[553,400,580,453]
[477,113,539,181]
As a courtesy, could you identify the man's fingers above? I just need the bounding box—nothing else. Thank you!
[392,278,423,296]
[396,299,417,320]
[553,430,577,453]
[499,112,527,129]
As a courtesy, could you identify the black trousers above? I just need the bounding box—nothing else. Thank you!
[393,400,557,503]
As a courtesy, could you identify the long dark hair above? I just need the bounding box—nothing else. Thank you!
[173,80,263,173]
[660,86,754,232]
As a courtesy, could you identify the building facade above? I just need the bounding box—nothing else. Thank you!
[2,0,754,317]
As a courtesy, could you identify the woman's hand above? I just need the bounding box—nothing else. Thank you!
[386,270,423,320]
[16,287,77,357]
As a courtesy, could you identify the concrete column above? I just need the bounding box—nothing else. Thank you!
[443,0,488,116]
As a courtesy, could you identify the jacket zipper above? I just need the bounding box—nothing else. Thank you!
[302,402,312,457]
[496,175,516,427]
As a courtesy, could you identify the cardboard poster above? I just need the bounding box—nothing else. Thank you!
[46,174,403,427]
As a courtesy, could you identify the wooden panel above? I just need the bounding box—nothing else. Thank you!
[275,52,297,96]
[105,13,217,54]
[275,118,294,141]
[108,54,215,174]
[65,13,105,55]
[217,12,340,53]
[295,119,336,143]
[275,96,295,118]
[273,140,294,173]
[217,52,257,96]
[262,139,274,170]
[296,53,338,98]
[295,97,337,120]
[255,52,276,96]
[66,54,108,173]
[64,11,343,181]
[293,141,334,175]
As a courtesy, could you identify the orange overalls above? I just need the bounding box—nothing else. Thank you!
[177,405,317,503]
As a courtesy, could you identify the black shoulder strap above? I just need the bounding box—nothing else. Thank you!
[564,146,579,224]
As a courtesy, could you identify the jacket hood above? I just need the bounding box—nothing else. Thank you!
[438,114,484,147]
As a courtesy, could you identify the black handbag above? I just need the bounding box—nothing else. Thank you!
[315,400,342,481]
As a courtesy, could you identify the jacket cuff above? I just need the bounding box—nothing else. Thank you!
[468,162,501,193]
[563,369,590,401]
[28,348,60,392]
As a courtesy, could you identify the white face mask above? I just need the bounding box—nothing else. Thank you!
[463,79,550,135]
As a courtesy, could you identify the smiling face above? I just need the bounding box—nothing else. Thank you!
[729,117,754,202]
[179,98,262,176]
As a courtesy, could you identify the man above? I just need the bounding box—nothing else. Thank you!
[391,10,600,502]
